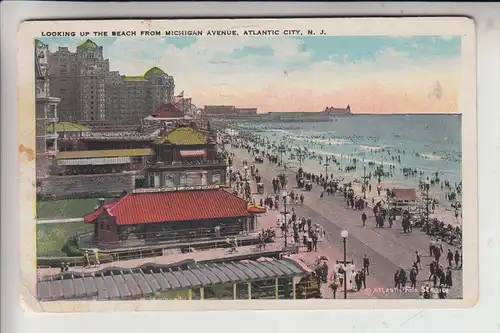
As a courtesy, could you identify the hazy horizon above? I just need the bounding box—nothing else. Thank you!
[39,35,462,114]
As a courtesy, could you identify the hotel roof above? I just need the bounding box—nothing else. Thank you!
[77,39,99,49]
[57,148,154,160]
[37,258,306,301]
[144,66,167,77]
[83,189,252,225]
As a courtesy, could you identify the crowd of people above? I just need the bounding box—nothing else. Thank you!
[221,130,463,299]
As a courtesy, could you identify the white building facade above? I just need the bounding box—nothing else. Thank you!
[35,39,60,179]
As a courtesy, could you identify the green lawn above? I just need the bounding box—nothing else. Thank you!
[37,221,93,257]
[36,197,114,219]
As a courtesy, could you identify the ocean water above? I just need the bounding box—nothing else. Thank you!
[237,114,462,189]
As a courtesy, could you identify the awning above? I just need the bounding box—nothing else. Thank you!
[180,150,206,157]
[58,156,132,166]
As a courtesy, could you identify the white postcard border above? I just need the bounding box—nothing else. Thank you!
[17,17,477,312]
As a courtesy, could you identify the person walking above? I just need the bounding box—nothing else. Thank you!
[410,267,418,289]
[415,251,422,270]
[355,271,363,291]
[363,254,370,275]
[429,260,436,280]
[445,267,453,287]
[361,212,367,227]
[330,275,339,299]
[394,270,401,289]
[83,250,90,268]
[94,250,100,268]
[446,249,454,268]
[437,238,444,253]
[338,266,345,288]
[312,234,318,252]
[454,250,461,269]
[399,268,407,289]
[434,245,442,263]
[429,238,436,256]
[360,270,367,289]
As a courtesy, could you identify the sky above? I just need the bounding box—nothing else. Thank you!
[39,35,461,114]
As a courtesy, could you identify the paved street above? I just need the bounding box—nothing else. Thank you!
[230,147,463,299]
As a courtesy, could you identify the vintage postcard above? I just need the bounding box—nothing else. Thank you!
[18,18,477,312]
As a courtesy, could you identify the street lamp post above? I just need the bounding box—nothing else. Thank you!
[340,230,349,299]
[229,167,233,187]
[282,190,288,247]
[363,165,367,199]
[297,148,305,169]
[324,156,331,181]
[424,182,430,222]
[280,144,288,167]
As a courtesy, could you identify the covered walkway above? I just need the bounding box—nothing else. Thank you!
[38,258,311,301]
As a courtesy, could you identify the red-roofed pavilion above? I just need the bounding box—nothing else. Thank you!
[83,188,258,246]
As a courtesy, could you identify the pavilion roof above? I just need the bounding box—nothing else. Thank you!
[392,188,417,201]
[150,103,184,119]
[153,127,206,145]
[56,148,154,160]
[83,189,252,225]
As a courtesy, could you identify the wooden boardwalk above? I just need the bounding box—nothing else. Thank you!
[37,242,283,277]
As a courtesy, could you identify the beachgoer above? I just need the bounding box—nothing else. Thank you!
[415,251,422,270]
[454,250,461,269]
[84,250,90,267]
[363,254,370,275]
[446,249,454,267]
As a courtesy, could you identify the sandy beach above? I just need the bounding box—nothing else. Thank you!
[231,132,462,228]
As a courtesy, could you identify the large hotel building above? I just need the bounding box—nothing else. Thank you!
[46,39,175,124]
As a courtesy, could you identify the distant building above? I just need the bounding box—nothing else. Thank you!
[204,105,236,117]
[235,108,258,115]
[106,67,175,124]
[35,39,60,180]
[47,39,175,124]
[203,105,258,119]
[49,39,109,122]
[143,103,190,127]
[324,105,351,115]
[252,105,352,123]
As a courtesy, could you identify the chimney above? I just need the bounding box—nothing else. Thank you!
[98,198,105,207]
